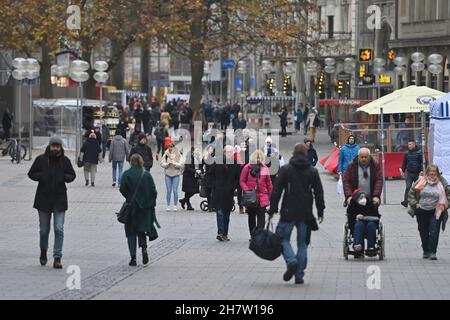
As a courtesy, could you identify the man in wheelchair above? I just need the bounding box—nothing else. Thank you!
[347,189,380,258]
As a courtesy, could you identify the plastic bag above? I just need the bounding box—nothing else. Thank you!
[337,175,344,195]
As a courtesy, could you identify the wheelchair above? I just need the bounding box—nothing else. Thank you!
[343,216,385,260]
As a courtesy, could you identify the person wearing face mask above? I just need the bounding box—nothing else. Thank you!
[130,132,153,172]
[408,164,450,260]
[347,189,380,258]
[28,137,76,269]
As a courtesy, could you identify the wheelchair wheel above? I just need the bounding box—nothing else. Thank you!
[232,203,236,212]
[343,223,349,260]
[378,223,385,261]
[200,200,209,212]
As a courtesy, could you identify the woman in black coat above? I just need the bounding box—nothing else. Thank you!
[209,145,241,241]
[304,139,318,167]
[81,132,102,186]
[180,147,202,211]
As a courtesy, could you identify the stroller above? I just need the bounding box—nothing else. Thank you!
[198,172,236,213]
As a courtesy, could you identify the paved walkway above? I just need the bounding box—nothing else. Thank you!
[1,129,450,300]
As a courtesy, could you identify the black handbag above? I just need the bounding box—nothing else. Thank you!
[77,153,84,168]
[241,169,259,207]
[249,218,282,261]
[116,170,145,224]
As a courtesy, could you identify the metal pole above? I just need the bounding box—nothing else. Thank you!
[18,81,22,164]
[76,83,80,160]
[421,110,426,172]
[381,107,387,205]
[29,80,33,161]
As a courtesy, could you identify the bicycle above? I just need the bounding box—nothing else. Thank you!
[0,138,27,163]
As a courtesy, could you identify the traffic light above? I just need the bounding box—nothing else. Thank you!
[283,76,291,96]
[359,48,373,62]
[266,78,275,96]
[388,49,395,61]
[336,80,344,95]
[316,71,325,97]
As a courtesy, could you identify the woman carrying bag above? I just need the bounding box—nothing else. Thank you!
[240,150,273,239]
[119,154,159,266]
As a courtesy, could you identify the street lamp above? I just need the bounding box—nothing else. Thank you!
[324,58,336,99]
[69,60,90,159]
[203,61,212,102]
[237,60,248,104]
[93,61,109,114]
[11,58,40,163]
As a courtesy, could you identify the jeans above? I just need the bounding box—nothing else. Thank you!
[38,210,65,258]
[276,221,309,281]
[281,126,287,137]
[165,175,180,206]
[102,140,108,159]
[112,161,124,184]
[247,206,266,236]
[416,208,442,254]
[353,220,377,249]
[127,232,147,258]
[404,173,419,202]
[216,208,231,236]
[156,138,163,155]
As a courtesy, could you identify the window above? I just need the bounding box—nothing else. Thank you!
[416,0,425,21]
[328,15,334,38]
[438,0,449,19]
[426,0,437,21]
[409,0,415,21]
[400,0,407,17]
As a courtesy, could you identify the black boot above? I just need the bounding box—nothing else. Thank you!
[129,256,137,266]
[39,249,47,266]
[142,248,149,265]
[53,257,63,269]
[179,199,186,209]
[85,180,89,186]
[187,201,194,211]
[91,182,95,187]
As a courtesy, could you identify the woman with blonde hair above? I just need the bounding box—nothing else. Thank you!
[408,164,450,260]
[160,143,184,211]
[240,149,273,238]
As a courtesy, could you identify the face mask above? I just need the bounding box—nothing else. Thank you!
[358,198,367,206]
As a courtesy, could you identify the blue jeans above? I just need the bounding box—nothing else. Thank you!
[165,175,180,206]
[102,140,108,159]
[276,221,309,281]
[216,208,231,236]
[353,220,377,249]
[38,210,65,258]
[112,161,124,184]
[416,208,442,254]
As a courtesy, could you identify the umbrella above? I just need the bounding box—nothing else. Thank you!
[356,85,445,115]
[356,86,445,204]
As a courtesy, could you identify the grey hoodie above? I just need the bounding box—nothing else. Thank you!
[109,135,129,162]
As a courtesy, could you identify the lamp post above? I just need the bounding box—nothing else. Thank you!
[11,58,40,163]
[306,60,320,109]
[237,60,248,105]
[69,60,90,160]
[203,61,212,102]
[93,61,109,114]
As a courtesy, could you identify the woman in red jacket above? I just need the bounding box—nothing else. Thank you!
[240,150,273,238]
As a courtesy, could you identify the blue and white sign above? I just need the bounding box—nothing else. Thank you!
[222,59,235,69]
[235,78,242,91]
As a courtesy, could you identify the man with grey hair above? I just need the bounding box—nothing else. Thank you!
[209,145,241,241]
[28,136,76,269]
[343,147,383,206]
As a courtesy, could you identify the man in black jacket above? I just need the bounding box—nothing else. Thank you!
[28,137,76,269]
[268,143,325,284]
[130,132,153,171]
[401,139,423,207]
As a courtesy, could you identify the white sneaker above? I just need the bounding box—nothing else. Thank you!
[173,206,178,212]
[166,207,171,212]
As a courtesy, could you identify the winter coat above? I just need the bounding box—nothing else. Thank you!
[279,111,288,127]
[130,143,153,171]
[119,167,159,238]
[402,147,423,175]
[81,138,101,165]
[109,135,129,162]
[160,150,184,177]
[2,110,12,130]
[295,109,303,123]
[209,160,241,212]
[101,125,110,142]
[338,143,360,173]
[346,201,380,232]
[129,130,141,147]
[28,146,76,213]
[407,177,450,231]
[269,155,325,224]
[240,163,273,208]
[236,119,247,130]
[307,112,318,128]
[307,145,318,167]
[343,157,383,199]
[182,153,202,194]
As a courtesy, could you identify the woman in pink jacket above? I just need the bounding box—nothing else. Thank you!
[240,150,273,238]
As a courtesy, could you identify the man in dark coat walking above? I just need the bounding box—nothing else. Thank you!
[130,132,153,171]
[180,147,202,211]
[27,136,76,269]
[2,108,12,139]
[268,143,325,285]
[401,139,423,207]
[210,145,241,241]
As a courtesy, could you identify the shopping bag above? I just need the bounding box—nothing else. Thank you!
[337,175,344,195]
[249,218,282,261]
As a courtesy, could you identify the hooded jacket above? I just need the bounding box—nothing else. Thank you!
[338,136,360,173]
[269,155,325,223]
[28,146,76,212]
[402,146,423,175]
[109,135,129,162]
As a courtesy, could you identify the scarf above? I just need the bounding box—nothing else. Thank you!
[415,175,448,219]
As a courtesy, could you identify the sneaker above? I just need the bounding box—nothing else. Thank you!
[129,256,137,266]
[216,234,224,241]
[353,244,363,252]
[295,278,304,285]
[39,250,47,266]
[429,253,437,260]
[239,208,245,214]
[401,201,408,208]
[166,207,171,212]
[283,262,299,282]
[222,235,230,241]
[112,182,116,187]
[187,206,194,211]
[365,248,377,257]
[173,206,178,212]
[53,257,63,269]
[423,252,431,259]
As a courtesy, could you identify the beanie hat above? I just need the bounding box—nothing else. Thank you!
[352,189,365,203]
[138,132,147,141]
[49,136,63,146]
[265,136,272,144]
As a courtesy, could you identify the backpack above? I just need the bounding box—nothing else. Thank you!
[313,114,320,127]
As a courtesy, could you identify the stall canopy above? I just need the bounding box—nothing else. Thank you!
[356,85,445,115]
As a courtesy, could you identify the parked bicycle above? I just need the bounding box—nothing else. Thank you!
[0,138,27,163]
